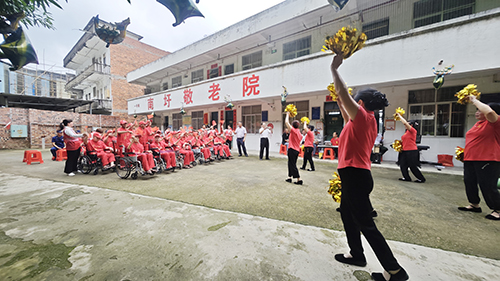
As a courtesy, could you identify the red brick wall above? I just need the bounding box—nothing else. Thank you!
[110,37,169,120]
[0,108,120,149]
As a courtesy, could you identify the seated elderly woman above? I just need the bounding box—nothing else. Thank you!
[127,135,155,175]
[85,132,115,169]
[150,134,176,170]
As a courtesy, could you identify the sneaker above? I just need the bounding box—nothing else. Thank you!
[67,172,75,177]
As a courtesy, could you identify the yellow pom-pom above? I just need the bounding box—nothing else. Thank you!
[301,116,310,124]
[455,146,464,162]
[284,104,298,118]
[392,139,403,153]
[455,84,481,105]
[327,172,342,203]
[348,88,353,95]
[393,107,406,121]
[322,27,367,59]
[327,83,338,101]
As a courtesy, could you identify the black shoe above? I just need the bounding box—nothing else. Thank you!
[398,178,411,182]
[458,206,482,213]
[307,168,315,171]
[238,155,242,157]
[300,167,305,170]
[485,212,500,220]
[285,178,292,183]
[372,210,378,217]
[414,179,425,183]
[372,268,409,281]
[245,154,248,157]
[336,207,341,213]
[265,158,270,160]
[334,254,366,267]
[294,180,303,185]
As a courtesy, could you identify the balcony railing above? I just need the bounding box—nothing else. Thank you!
[65,63,110,91]
[75,98,112,115]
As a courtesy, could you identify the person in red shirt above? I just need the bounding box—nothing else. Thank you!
[300,122,315,171]
[86,133,116,169]
[127,136,155,174]
[284,111,303,185]
[103,129,117,149]
[150,134,175,170]
[117,120,133,150]
[396,113,426,183]
[458,96,500,221]
[331,131,340,158]
[224,125,234,149]
[330,55,408,281]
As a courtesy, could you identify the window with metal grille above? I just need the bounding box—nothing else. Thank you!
[191,111,204,130]
[283,36,311,61]
[242,105,262,133]
[172,76,182,88]
[162,82,168,91]
[225,64,234,75]
[242,51,262,70]
[413,0,475,28]
[191,69,204,83]
[282,101,310,130]
[172,113,183,131]
[362,18,389,40]
[408,85,466,137]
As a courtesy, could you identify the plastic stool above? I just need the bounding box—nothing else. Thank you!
[279,144,287,155]
[23,150,44,165]
[322,148,335,160]
[56,149,67,161]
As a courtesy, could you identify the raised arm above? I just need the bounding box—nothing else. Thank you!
[470,96,498,123]
[396,113,412,131]
[336,98,349,125]
[331,55,360,120]
[285,112,292,130]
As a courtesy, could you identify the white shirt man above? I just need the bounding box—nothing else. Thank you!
[234,122,248,157]
[259,123,272,160]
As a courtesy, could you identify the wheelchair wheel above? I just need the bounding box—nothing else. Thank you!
[199,159,204,165]
[191,160,197,167]
[93,168,99,175]
[77,155,93,174]
[131,171,138,180]
[116,158,131,179]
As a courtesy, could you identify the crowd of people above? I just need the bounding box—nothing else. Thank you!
[58,119,235,176]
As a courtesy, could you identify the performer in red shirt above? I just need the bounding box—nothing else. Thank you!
[300,122,315,171]
[396,113,426,183]
[458,96,500,221]
[86,133,115,169]
[330,54,408,281]
[284,111,303,185]
[127,136,155,174]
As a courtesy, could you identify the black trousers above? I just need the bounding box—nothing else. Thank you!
[287,148,300,179]
[259,138,269,159]
[237,138,247,156]
[226,139,232,150]
[399,150,425,181]
[64,148,80,174]
[338,167,401,271]
[464,161,500,211]
[301,147,314,170]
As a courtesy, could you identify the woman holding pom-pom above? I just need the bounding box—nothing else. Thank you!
[395,113,426,183]
[458,96,500,221]
[330,54,408,281]
[284,112,303,185]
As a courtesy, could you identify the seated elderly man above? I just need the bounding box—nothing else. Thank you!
[50,130,65,160]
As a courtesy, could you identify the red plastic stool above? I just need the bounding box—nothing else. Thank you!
[56,149,67,161]
[299,148,304,158]
[279,144,287,155]
[23,150,44,165]
[322,148,335,160]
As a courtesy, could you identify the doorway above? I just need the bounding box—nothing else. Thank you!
[210,111,218,129]
[225,110,234,130]
[324,102,344,141]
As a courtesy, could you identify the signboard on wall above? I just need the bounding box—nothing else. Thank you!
[312,107,320,120]
[182,115,192,126]
[11,125,28,138]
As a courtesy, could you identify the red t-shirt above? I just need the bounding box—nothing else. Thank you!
[288,127,302,152]
[117,127,131,147]
[464,119,500,161]
[338,106,376,170]
[304,131,314,147]
[401,127,418,151]
[129,142,144,154]
[331,137,339,146]
[87,139,105,152]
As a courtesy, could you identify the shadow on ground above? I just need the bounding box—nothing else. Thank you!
[1,149,499,260]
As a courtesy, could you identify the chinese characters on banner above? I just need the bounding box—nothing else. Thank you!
[243,74,260,97]
[183,89,193,104]
[147,97,154,110]
[164,93,171,107]
[208,83,221,101]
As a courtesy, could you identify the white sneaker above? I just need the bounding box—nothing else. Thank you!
[68,172,75,176]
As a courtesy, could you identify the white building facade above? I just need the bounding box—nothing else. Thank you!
[127,0,500,166]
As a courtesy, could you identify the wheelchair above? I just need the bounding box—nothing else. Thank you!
[150,147,168,173]
[115,151,160,180]
[77,148,115,175]
[192,148,207,165]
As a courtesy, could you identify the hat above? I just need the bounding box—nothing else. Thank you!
[154,134,161,138]
[120,120,127,125]
[56,130,62,133]
[93,132,102,139]
[139,121,146,125]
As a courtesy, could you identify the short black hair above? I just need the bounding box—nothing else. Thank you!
[353,88,389,111]
[488,102,500,115]
[292,120,300,129]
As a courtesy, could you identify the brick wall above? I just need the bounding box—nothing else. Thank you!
[0,108,120,149]
[110,37,169,121]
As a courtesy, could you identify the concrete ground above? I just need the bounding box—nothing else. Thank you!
[0,149,499,280]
